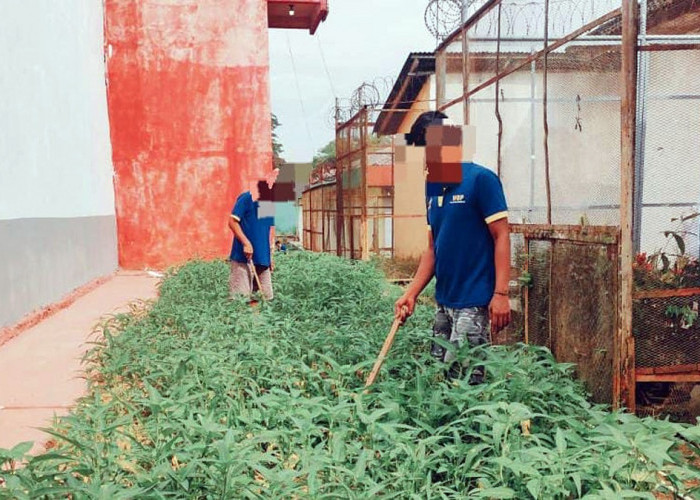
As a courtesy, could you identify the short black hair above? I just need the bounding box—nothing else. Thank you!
[405,110,448,146]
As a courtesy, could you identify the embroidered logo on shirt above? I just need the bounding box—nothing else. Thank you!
[450,194,466,204]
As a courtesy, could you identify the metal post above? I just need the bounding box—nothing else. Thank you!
[543,0,552,224]
[361,108,370,261]
[495,2,503,176]
[461,3,470,125]
[529,51,536,217]
[633,0,648,253]
[335,98,343,257]
[436,51,447,110]
[617,0,639,412]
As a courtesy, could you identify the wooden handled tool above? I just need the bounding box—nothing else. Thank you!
[364,311,406,388]
[248,260,266,302]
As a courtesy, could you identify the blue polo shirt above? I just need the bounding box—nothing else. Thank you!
[230,191,273,267]
[427,163,508,308]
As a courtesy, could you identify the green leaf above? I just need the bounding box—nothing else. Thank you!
[555,428,567,454]
[571,472,582,497]
[358,408,391,425]
[353,449,370,480]
[609,452,630,477]
[474,486,516,499]
[672,233,686,255]
[10,441,33,457]
[526,478,541,499]
[642,438,673,468]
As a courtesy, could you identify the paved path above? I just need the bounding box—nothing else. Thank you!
[0,272,159,453]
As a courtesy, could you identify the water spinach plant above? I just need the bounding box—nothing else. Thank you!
[1,253,699,498]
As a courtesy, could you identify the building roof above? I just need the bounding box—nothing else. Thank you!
[592,0,700,35]
[267,0,329,35]
[373,52,435,137]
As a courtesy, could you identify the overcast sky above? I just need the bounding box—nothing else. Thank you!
[268,0,437,163]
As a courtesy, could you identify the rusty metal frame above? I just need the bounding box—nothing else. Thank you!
[310,0,700,417]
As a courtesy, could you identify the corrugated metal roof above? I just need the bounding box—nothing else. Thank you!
[373,52,435,137]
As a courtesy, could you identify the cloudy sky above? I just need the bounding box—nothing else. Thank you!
[268,0,438,163]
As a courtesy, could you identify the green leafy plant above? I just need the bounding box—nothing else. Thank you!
[634,212,700,290]
[665,304,699,328]
[0,254,698,498]
[518,271,533,288]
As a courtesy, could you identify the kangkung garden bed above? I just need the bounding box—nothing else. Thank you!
[1,253,699,498]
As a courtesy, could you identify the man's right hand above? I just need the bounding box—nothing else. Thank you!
[395,293,416,324]
[243,242,254,260]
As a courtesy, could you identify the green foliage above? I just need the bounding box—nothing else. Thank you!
[312,140,335,168]
[518,271,533,288]
[634,213,700,290]
[272,113,284,168]
[665,304,699,328]
[1,254,699,498]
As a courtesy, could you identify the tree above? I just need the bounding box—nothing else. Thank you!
[272,114,285,168]
[312,140,336,168]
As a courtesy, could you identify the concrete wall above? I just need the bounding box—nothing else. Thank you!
[0,2,118,328]
[105,0,273,269]
[444,57,700,255]
[274,202,298,234]
[394,149,428,259]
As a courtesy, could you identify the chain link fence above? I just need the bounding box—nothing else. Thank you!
[631,1,700,419]
[302,0,700,420]
[435,0,700,420]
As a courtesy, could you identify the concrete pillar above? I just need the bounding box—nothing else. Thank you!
[105,0,272,269]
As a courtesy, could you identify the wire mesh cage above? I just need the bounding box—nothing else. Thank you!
[432,0,700,419]
[302,0,700,420]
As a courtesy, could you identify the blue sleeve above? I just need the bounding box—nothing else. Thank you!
[231,192,251,221]
[476,170,508,224]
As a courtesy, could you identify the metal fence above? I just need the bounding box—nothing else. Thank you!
[302,107,424,262]
[303,0,700,420]
[431,0,700,420]
[630,4,700,421]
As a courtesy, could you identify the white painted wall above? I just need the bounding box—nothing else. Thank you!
[420,55,700,256]
[0,1,115,220]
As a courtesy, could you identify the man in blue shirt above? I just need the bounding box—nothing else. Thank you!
[395,112,511,382]
[228,168,279,302]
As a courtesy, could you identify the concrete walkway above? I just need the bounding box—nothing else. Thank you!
[0,271,159,454]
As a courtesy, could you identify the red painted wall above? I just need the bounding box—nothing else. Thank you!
[105,0,272,269]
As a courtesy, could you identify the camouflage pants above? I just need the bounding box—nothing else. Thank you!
[431,305,490,383]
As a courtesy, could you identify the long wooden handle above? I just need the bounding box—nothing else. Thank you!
[364,317,402,388]
[249,261,266,302]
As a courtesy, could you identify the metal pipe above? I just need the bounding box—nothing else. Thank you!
[438,8,623,112]
[633,0,649,254]
[468,34,700,43]
[529,49,536,213]
[543,0,552,224]
[495,2,503,176]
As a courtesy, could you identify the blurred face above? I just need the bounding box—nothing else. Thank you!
[425,125,463,162]
[425,125,464,186]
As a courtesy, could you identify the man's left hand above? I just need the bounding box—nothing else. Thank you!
[270,259,275,273]
[489,294,511,334]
